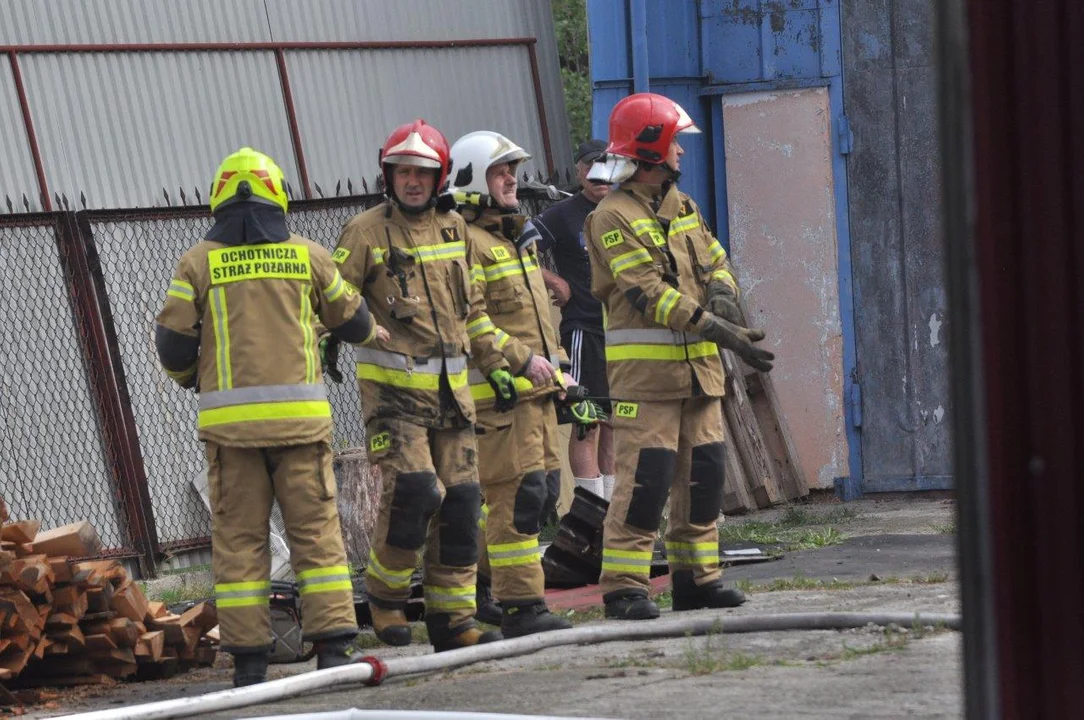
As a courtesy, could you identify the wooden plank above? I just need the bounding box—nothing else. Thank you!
[86,584,114,614]
[107,618,141,648]
[84,633,117,653]
[134,630,164,662]
[111,584,149,623]
[101,661,138,679]
[194,645,217,667]
[48,557,73,583]
[55,586,89,619]
[44,640,69,655]
[721,350,785,507]
[90,647,136,665]
[30,521,101,558]
[14,673,116,687]
[1,520,40,545]
[744,369,808,500]
[147,614,185,645]
[179,602,217,632]
[205,625,220,644]
[721,410,755,514]
[145,601,168,620]
[182,626,202,656]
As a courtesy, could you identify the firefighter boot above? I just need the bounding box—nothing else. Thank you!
[370,606,412,647]
[475,576,503,627]
[316,633,372,669]
[603,589,660,621]
[426,614,503,653]
[671,570,747,611]
[231,650,269,687]
[501,602,572,638]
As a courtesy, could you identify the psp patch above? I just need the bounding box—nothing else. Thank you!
[601,230,624,249]
[369,432,392,453]
[332,247,351,264]
[613,402,639,419]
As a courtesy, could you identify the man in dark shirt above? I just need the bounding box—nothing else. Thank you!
[534,139,615,503]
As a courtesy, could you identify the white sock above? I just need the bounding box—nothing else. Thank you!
[602,474,615,501]
[575,475,604,498]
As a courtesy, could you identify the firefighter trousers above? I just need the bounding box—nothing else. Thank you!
[206,440,357,653]
[599,396,727,596]
[475,397,549,603]
[364,418,481,629]
[542,401,563,521]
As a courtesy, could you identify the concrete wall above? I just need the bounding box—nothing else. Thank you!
[841,0,952,489]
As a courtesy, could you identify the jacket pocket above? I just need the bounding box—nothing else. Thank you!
[450,258,471,319]
[487,283,525,315]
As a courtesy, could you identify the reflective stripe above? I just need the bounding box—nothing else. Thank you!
[210,287,232,390]
[488,539,541,567]
[165,365,196,383]
[372,247,386,265]
[609,247,652,277]
[654,287,682,325]
[167,279,195,301]
[712,269,736,285]
[606,329,705,346]
[483,255,538,283]
[301,283,317,384]
[494,329,511,349]
[670,213,701,234]
[354,347,468,375]
[466,315,496,339]
[467,370,534,400]
[601,548,653,575]
[323,270,347,303]
[424,585,477,610]
[470,264,485,285]
[708,240,727,263]
[198,400,332,428]
[365,551,413,590]
[297,565,353,595]
[358,365,469,390]
[665,541,719,564]
[199,383,327,411]
[478,503,490,531]
[215,580,271,609]
[410,241,466,263]
[630,218,666,246]
[606,341,719,362]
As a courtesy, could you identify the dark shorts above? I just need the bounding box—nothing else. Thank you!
[561,328,611,414]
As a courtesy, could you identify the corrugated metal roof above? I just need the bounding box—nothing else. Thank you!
[288,46,548,193]
[0,0,573,211]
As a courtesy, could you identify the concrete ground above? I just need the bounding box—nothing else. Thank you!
[23,497,961,719]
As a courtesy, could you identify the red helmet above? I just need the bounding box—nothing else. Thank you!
[379,119,452,200]
[605,93,701,165]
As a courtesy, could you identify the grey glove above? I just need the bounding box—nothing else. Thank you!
[699,313,775,373]
[705,279,744,326]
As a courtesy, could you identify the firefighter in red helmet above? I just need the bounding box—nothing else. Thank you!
[585,93,775,620]
[332,120,512,651]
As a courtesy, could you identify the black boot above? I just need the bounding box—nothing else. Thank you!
[231,650,269,687]
[315,632,374,670]
[426,614,503,653]
[501,602,572,638]
[370,606,412,647]
[671,570,747,611]
[603,589,660,620]
[475,577,503,627]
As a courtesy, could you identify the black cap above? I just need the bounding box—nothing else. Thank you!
[574,139,607,165]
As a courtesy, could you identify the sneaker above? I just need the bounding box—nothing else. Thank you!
[231,650,269,687]
[603,589,660,620]
[501,602,572,638]
[671,570,747,611]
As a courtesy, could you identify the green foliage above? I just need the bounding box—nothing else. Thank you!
[552,0,593,149]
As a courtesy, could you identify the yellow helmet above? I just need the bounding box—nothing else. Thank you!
[209,147,289,213]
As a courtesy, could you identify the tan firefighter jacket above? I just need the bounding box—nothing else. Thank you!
[585,181,739,403]
[463,213,569,412]
[156,233,371,447]
[333,201,508,428]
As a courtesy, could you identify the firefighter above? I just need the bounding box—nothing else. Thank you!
[448,131,600,637]
[155,147,385,686]
[585,93,775,620]
[332,120,509,652]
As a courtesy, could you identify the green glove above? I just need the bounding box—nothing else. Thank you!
[319,336,344,384]
[570,399,607,440]
[705,280,744,326]
[698,313,775,373]
[488,368,518,412]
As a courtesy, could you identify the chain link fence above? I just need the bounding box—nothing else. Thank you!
[0,216,130,550]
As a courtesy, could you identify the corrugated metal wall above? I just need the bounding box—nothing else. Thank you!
[841,0,952,490]
[0,0,571,211]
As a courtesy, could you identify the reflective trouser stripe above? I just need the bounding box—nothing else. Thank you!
[488,539,541,567]
[215,580,271,608]
[210,286,232,389]
[297,565,352,595]
[605,341,719,362]
[424,585,477,611]
[665,541,719,564]
[601,548,653,575]
[365,551,414,590]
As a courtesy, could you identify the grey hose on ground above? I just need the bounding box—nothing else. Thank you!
[55,611,961,720]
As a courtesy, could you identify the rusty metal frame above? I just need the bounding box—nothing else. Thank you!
[1,38,556,206]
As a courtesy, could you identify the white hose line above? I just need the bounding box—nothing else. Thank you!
[55,611,960,720]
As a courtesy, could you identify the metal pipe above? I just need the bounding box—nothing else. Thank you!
[525,43,556,177]
[275,49,312,200]
[0,39,537,53]
[629,0,650,92]
[7,51,50,210]
[55,611,960,720]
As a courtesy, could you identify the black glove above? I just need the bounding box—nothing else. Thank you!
[488,369,519,413]
[320,336,344,384]
[705,280,744,326]
[699,313,775,373]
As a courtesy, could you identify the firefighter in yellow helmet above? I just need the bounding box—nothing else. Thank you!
[449,131,601,637]
[155,148,387,687]
[586,94,774,619]
[331,121,508,652]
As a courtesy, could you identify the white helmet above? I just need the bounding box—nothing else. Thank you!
[448,131,531,205]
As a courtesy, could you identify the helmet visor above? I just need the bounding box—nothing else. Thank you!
[383,154,442,169]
